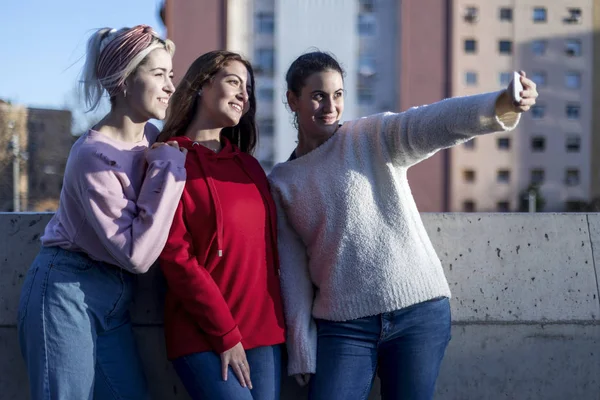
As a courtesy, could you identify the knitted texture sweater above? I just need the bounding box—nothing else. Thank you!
[268,91,520,375]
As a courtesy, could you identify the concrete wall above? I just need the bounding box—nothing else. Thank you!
[2,213,599,399]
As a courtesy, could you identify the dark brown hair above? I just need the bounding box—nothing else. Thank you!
[286,51,345,96]
[158,50,257,154]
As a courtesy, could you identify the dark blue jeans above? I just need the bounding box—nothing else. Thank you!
[172,344,283,400]
[310,297,451,400]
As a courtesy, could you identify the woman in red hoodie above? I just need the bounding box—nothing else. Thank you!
[157,51,286,400]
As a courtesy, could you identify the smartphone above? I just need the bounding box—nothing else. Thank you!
[512,71,523,103]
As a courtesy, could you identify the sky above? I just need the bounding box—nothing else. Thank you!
[0,0,166,110]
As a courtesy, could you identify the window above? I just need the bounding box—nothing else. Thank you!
[565,169,580,186]
[258,119,274,137]
[464,138,476,149]
[463,200,476,212]
[359,0,375,13]
[531,71,547,87]
[358,75,374,105]
[565,200,587,211]
[565,72,581,89]
[499,72,512,87]
[531,40,547,56]
[464,6,478,23]
[255,12,274,34]
[531,136,546,152]
[497,201,510,212]
[358,13,376,36]
[359,54,376,77]
[499,7,513,21]
[464,39,477,54]
[533,7,547,23]
[531,105,546,119]
[464,169,476,183]
[497,170,511,183]
[565,39,582,56]
[257,87,274,102]
[566,135,581,152]
[465,71,478,86]
[531,169,545,185]
[566,103,581,119]
[254,48,274,74]
[497,137,511,150]
[498,40,513,54]
[564,8,582,24]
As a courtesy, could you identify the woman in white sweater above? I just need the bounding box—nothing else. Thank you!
[268,52,538,400]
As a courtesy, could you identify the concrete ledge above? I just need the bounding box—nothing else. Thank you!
[2,213,599,399]
[424,213,600,322]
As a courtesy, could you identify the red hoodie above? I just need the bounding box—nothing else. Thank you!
[159,136,286,360]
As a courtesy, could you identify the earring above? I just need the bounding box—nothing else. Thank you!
[197,89,203,96]
[124,89,127,98]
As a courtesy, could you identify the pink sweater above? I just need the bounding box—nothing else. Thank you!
[41,126,186,273]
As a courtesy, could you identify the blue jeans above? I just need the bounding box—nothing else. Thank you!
[310,297,451,400]
[17,247,149,399]
[173,344,283,400]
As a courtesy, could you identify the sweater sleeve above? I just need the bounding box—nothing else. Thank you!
[271,188,317,375]
[77,144,186,274]
[158,199,242,354]
[365,90,521,167]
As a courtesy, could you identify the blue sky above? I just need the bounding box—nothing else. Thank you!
[1,0,165,110]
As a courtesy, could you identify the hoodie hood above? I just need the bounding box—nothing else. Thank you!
[170,135,244,259]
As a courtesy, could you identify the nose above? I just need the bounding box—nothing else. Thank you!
[236,86,249,104]
[323,96,335,113]
[164,77,175,94]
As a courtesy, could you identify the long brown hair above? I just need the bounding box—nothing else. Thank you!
[158,50,257,154]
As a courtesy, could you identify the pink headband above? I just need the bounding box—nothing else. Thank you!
[96,25,160,96]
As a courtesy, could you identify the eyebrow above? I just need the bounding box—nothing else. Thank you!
[149,67,173,74]
[310,88,344,94]
[224,73,252,88]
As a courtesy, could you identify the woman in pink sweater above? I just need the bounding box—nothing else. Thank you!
[17,25,186,399]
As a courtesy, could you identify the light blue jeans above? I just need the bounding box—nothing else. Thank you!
[17,246,149,399]
[172,345,283,400]
[310,297,452,400]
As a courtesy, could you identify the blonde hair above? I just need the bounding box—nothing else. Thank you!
[81,25,175,111]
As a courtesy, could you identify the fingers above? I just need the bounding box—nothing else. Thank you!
[165,140,180,151]
[149,141,187,155]
[294,374,311,387]
[220,345,252,389]
[221,355,229,382]
[520,89,538,99]
[240,361,253,389]
[230,360,252,389]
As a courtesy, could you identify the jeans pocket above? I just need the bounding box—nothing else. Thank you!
[51,253,94,273]
[17,266,39,324]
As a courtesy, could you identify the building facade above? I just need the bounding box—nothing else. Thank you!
[451,1,598,212]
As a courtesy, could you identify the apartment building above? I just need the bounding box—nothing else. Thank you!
[451,1,597,211]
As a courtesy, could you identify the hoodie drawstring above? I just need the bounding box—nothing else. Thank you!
[193,143,224,258]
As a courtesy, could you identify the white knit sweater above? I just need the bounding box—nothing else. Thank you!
[268,91,520,375]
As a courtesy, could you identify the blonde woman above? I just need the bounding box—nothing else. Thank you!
[17,25,186,399]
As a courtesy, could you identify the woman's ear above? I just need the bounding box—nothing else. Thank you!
[286,90,298,113]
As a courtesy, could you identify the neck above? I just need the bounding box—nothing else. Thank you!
[93,108,147,143]
[185,113,223,150]
[295,129,335,157]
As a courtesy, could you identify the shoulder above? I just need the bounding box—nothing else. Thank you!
[236,152,270,180]
[144,122,161,144]
[67,135,126,186]
[267,162,290,185]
